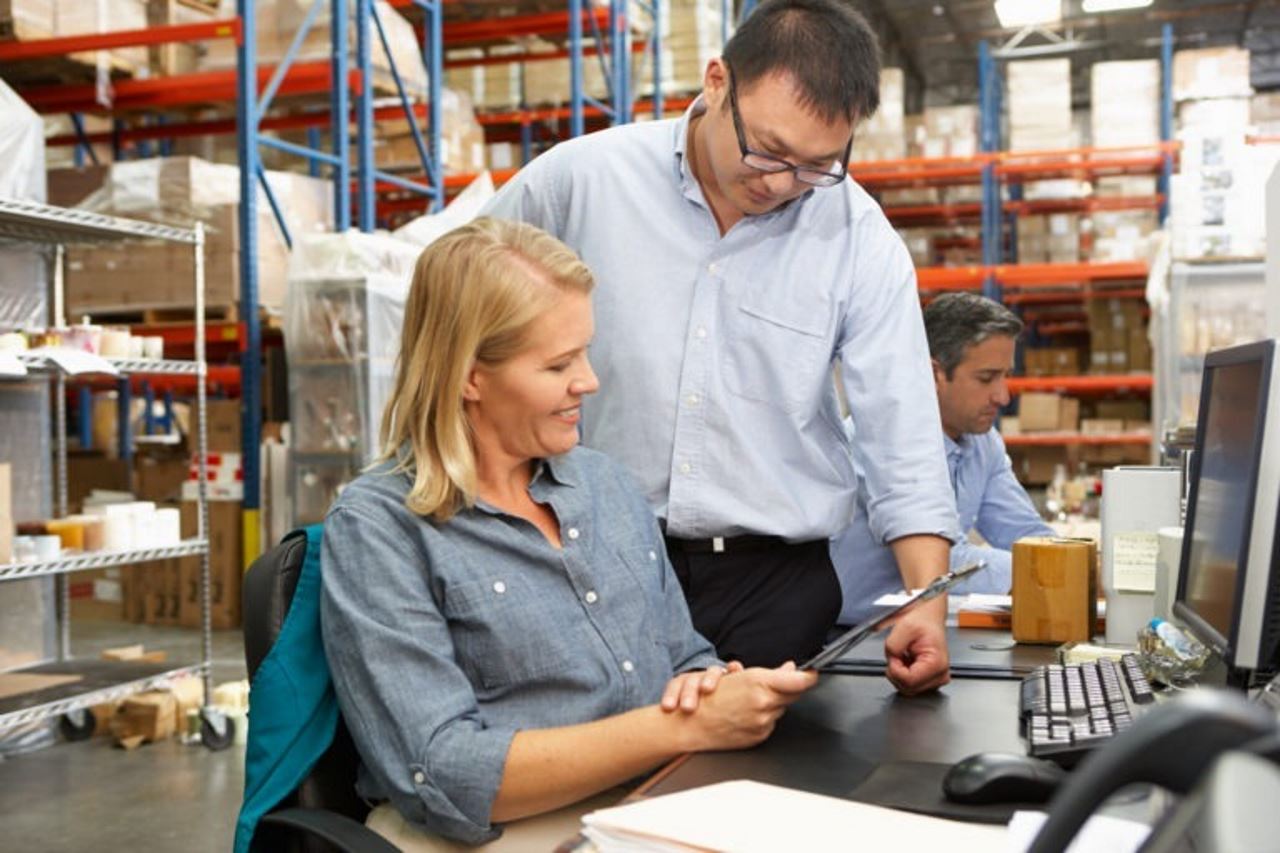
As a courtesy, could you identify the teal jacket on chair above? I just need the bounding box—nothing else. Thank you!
[233,524,339,853]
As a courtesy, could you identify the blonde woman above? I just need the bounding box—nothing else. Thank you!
[320,217,818,849]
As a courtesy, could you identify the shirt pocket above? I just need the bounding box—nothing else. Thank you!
[722,300,829,413]
[443,575,578,691]
[607,543,670,642]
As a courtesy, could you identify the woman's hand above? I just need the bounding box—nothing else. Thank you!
[660,661,746,713]
[678,662,819,752]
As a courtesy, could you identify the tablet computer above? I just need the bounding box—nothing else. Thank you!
[800,560,987,671]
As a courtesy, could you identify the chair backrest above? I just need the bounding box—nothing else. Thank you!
[242,529,371,847]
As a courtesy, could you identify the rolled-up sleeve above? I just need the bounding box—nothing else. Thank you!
[320,505,515,845]
[838,224,958,546]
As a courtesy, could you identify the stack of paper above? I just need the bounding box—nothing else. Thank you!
[581,780,1007,852]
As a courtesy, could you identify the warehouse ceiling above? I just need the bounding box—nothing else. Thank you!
[850,0,1280,112]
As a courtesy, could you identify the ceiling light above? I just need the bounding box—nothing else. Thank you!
[994,0,1061,28]
[1081,0,1153,11]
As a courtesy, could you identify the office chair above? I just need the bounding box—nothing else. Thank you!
[240,528,397,853]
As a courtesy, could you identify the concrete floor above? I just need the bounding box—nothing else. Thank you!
[0,620,248,852]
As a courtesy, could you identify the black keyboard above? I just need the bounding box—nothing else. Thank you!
[1018,655,1155,766]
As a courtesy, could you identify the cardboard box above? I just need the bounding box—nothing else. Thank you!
[205,399,242,454]
[1012,537,1097,644]
[1008,59,1071,152]
[1000,416,1022,436]
[1012,446,1066,486]
[69,570,125,622]
[1091,60,1160,149]
[1173,46,1253,102]
[1081,418,1126,435]
[178,500,242,630]
[147,0,213,76]
[111,691,177,745]
[1019,392,1065,432]
[1095,400,1149,421]
[1059,397,1081,433]
[46,165,110,208]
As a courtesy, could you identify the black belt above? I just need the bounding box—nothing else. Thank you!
[663,532,791,554]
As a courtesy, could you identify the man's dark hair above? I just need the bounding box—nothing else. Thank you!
[924,293,1024,379]
[722,0,881,125]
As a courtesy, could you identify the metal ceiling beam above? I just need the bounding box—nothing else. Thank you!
[1241,0,1262,46]
[919,3,1255,47]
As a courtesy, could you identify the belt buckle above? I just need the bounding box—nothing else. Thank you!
[712,536,725,554]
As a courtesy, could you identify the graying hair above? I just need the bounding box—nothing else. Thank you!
[923,293,1024,379]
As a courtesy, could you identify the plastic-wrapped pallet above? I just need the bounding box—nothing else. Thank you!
[286,231,421,524]
[1008,59,1071,152]
[1091,60,1159,149]
[55,0,148,73]
[851,68,904,162]
[64,156,334,316]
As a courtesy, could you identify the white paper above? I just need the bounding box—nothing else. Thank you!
[0,352,27,377]
[581,780,1007,852]
[1113,530,1160,592]
[27,346,119,376]
[1007,810,1150,853]
[964,593,1014,612]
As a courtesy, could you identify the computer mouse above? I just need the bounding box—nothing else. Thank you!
[941,752,1067,805]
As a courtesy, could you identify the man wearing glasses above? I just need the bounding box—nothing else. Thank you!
[483,0,957,695]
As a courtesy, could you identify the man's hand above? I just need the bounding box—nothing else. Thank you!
[883,598,950,695]
[659,661,745,712]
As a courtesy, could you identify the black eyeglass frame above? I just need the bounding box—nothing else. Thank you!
[724,64,854,188]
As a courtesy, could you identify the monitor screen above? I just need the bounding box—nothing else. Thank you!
[1179,358,1267,647]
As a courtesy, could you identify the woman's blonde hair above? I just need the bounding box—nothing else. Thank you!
[378,216,595,520]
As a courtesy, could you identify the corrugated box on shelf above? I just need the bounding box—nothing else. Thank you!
[851,68,905,163]
[1091,60,1160,149]
[199,0,427,98]
[54,0,148,73]
[921,105,979,159]
[177,500,242,630]
[1008,59,1071,152]
[1253,91,1280,136]
[636,0,728,97]
[147,0,215,76]
[0,0,56,37]
[1172,46,1252,102]
[64,157,333,317]
[1018,392,1065,432]
[0,462,10,564]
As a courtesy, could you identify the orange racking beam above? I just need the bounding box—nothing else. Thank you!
[21,61,359,114]
[915,266,986,291]
[446,40,645,69]
[1003,431,1152,447]
[0,19,241,61]
[441,9,612,43]
[1006,374,1153,394]
[995,261,1148,287]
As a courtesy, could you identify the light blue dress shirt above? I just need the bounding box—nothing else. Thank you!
[321,448,719,845]
[482,98,956,544]
[832,427,1055,624]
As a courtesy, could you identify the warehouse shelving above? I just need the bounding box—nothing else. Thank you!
[0,197,231,749]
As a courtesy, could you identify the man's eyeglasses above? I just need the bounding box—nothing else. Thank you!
[725,64,853,189]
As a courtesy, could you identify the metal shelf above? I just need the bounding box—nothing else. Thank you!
[17,353,202,376]
[0,540,209,582]
[1007,374,1154,394]
[0,198,197,246]
[0,659,205,734]
[1003,431,1153,447]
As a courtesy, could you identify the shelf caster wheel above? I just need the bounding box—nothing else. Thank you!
[200,708,235,751]
[59,708,96,742]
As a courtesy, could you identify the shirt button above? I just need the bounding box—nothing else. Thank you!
[492,581,506,594]
[648,550,657,561]
[707,262,718,274]
[413,770,426,785]
[679,462,691,474]
[622,660,635,673]
[567,527,580,540]
[585,590,598,604]
[686,393,700,406]
[695,327,707,339]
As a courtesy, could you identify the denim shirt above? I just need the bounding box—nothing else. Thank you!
[320,446,719,845]
[831,427,1055,624]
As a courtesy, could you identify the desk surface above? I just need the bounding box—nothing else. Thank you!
[642,674,1027,800]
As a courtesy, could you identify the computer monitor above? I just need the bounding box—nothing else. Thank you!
[1173,338,1280,681]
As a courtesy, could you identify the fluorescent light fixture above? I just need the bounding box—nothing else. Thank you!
[1081,0,1153,11]
[994,0,1061,27]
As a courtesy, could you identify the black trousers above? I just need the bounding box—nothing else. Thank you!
[663,537,843,668]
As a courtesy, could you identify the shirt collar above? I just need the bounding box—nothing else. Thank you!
[535,452,580,489]
[943,432,968,460]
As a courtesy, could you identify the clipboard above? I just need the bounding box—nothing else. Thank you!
[800,561,987,671]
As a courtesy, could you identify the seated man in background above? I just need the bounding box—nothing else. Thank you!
[832,292,1054,624]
